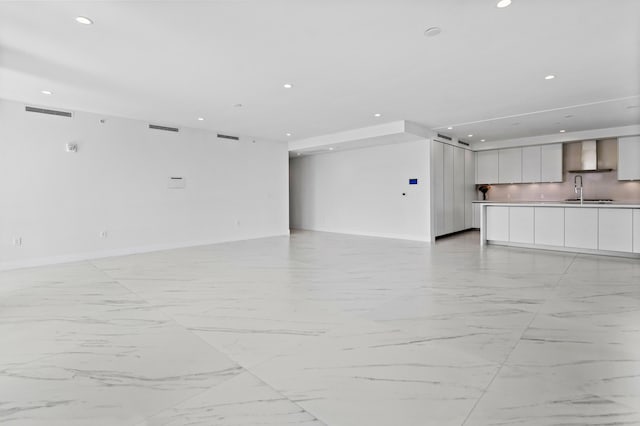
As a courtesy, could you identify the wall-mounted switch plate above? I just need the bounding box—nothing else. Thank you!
[99,231,108,238]
[12,237,22,246]
[66,143,78,152]
[168,177,186,189]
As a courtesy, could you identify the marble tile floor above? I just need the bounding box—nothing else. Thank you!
[1,230,639,425]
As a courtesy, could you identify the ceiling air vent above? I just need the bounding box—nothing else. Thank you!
[217,133,239,141]
[149,124,179,132]
[458,140,470,147]
[436,133,452,141]
[25,106,72,118]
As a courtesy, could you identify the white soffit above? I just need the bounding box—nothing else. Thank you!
[288,121,430,156]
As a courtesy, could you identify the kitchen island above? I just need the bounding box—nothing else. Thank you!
[478,201,640,257]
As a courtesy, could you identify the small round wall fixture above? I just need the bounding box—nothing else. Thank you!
[424,27,442,37]
[75,16,93,25]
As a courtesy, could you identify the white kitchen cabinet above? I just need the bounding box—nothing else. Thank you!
[432,141,445,236]
[598,208,632,252]
[565,208,598,249]
[464,149,475,229]
[476,150,499,184]
[443,143,455,234]
[486,206,509,241]
[522,146,541,183]
[433,141,474,237]
[472,203,481,228]
[634,210,640,253]
[534,207,564,246]
[509,207,534,244]
[453,146,465,231]
[540,143,563,182]
[618,136,640,181]
[498,148,522,183]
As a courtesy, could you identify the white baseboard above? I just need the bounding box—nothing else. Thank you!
[0,231,290,272]
[290,227,431,243]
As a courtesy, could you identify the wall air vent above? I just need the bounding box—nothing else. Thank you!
[149,124,179,132]
[458,140,470,147]
[217,133,240,141]
[25,106,72,118]
[436,133,452,141]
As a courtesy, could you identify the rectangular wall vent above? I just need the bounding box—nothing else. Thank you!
[25,106,72,118]
[217,133,240,141]
[149,124,179,132]
[436,133,452,141]
[458,140,470,147]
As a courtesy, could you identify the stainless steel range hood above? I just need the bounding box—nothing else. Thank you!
[567,140,613,173]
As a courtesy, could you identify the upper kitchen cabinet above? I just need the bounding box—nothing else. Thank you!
[522,146,542,183]
[498,148,522,183]
[476,150,499,184]
[540,143,563,182]
[618,136,640,181]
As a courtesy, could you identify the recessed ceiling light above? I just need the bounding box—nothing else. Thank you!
[329,147,334,151]
[374,113,382,117]
[559,129,566,133]
[447,126,453,130]
[286,133,292,137]
[480,139,486,142]
[283,83,293,89]
[467,134,473,137]
[544,74,556,80]
[424,27,442,37]
[197,117,204,121]
[75,16,93,25]
[496,0,512,8]
[41,90,52,95]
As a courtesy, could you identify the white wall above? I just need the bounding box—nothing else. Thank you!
[0,98,289,270]
[289,140,431,241]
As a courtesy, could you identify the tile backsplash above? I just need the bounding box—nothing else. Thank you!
[480,139,640,202]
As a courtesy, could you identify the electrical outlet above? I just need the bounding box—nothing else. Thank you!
[99,231,108,239]
[12,237,22,246]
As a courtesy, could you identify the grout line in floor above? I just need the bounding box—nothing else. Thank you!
[460,252,578,426]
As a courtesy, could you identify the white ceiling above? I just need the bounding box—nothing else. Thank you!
[1,0,638,144]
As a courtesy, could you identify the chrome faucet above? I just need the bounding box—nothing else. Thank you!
[574,175,583,205]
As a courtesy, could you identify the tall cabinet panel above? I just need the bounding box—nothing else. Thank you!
[443,143,455,235]
[432,141,445,236]
[453,147,465,231]
[464,149,475,228]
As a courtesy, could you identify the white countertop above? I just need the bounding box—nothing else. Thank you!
[472,200,640,208]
